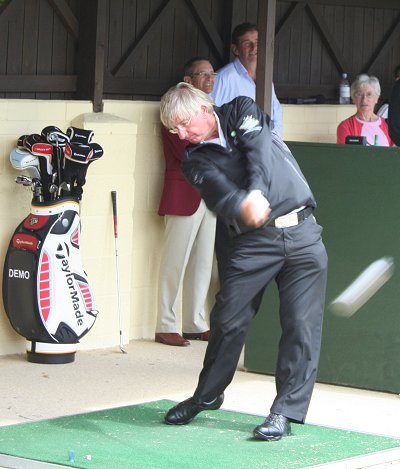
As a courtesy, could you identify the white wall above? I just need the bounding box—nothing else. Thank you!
[283,104,354,143]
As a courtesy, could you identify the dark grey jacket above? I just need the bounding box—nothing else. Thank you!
[181,96,316,234]
[389,80,400,146]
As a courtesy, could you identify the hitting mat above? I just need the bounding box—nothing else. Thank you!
[0,400,399,469]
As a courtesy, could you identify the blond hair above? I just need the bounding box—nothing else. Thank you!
[160,82,215,130]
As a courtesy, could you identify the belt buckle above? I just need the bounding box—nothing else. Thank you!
[274,213,298,228]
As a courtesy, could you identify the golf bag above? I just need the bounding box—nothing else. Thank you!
[3,199,98,363]
[3,126,102,363]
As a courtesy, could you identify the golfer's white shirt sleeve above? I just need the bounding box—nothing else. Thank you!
[246,190,270,211]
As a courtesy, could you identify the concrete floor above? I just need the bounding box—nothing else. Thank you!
[0,339,400,468]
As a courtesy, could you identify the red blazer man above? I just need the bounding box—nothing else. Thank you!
[155,57,217,347]
[158,126,201,216]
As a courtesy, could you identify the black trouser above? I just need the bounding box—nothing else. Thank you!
[193,215,328,423]
[215,218,231,284]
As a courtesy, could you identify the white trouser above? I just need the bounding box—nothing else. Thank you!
[156,200,216,333]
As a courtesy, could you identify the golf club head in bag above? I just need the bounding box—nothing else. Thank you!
[10,148,44,202]
[41,126,70,147]
[10,147,41,181]
[14,127,103,203]
[62,142,103,200]
[17,133,56,201]
[66,126,94,145]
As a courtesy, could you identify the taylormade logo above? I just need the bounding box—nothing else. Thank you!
[56,246,84,326]
[15,238,34,246]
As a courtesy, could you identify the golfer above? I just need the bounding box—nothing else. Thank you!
[159,82,328,441]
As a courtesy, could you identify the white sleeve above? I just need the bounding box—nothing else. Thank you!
[246,190,270,211]
[271,83,283,138]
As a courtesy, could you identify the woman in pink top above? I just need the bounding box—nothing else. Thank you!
[337,74,394,146]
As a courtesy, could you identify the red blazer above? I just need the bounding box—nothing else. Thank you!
[158,125,201,216]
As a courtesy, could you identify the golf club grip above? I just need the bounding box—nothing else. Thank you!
[111,191,118,238]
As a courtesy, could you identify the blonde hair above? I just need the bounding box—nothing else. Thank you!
[350,74,381,99]
[160,82,215,129]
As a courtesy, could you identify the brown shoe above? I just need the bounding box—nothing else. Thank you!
[155,333,190,347]
[182,330,210,341]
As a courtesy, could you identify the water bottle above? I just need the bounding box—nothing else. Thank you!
[339,73,350,104]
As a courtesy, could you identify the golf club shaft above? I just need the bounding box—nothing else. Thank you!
[111,190,126,353]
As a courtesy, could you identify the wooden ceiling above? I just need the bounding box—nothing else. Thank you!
[0,0,399,112]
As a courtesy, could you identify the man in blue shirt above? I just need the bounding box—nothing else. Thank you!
[211,23,283,283]
[211,22,283,138]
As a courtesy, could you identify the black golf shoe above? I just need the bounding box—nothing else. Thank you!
[253,413,292,441]
[164,394,224,425]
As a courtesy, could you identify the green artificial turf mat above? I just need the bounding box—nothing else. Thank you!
[0,400,399,468]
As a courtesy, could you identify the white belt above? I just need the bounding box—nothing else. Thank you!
[272,206,313,228]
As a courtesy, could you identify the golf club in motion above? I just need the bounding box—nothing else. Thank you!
[329,257,394,318]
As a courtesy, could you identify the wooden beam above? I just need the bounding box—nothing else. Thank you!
[76,0,107,112]
[276,82,393,102]
[0,0,12,16]
[293,0,400,8]
[184,0,225,62]
[256,0,276,114]
[0,75,77,92]
[46,0,79,40]
[275,2,306,39]
[362,11,400,73]
[221,0,234,62]
[276,83,337,100]
[93,0,107,112]
[112,0,174,76]
[104,75,173,95]
[305,3,351,75]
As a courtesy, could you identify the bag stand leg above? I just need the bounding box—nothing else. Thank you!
[26,341,77,364]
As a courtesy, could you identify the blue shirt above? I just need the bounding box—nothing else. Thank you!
[211,58,283,137]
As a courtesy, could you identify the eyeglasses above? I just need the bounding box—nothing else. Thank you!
[354,92,377,99]
[190,72,217,78]
[169,115,193,134]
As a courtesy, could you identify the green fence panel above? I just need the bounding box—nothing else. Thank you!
[244,142,400,393]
